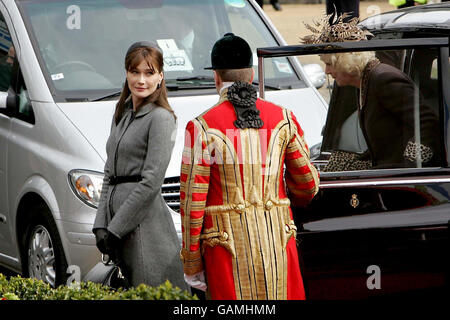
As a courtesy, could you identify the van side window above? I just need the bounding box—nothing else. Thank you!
[319,48,442,172]
[0,12,15,92]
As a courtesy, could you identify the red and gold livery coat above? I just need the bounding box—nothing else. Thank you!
[180,89,319,300]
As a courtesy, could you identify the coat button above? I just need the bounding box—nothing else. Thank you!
[265,200,273,210]
[221,232,228,241]
[235,204,245,213]
[285,224,290,232]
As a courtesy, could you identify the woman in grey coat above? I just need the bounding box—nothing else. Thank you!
[92,41,188,291]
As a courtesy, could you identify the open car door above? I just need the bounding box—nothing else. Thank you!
[257,37,450,299]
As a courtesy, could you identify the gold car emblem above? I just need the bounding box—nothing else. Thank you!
[350,194,359,208]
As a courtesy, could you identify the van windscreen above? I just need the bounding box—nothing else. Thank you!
[17,0,306,101]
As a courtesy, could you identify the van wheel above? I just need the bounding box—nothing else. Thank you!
[24,206,68,288]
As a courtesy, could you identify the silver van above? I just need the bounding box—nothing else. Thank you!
[0,0,327,286]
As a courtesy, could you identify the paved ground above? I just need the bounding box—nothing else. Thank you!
[262,1,394,100]
[264,1,393,45]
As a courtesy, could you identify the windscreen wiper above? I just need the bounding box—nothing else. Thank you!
[176,76,215,82]
[92,91,122,102]
[175,77,281,90]
[166,76,216,91]
[165,76,282,91]
[174,77,281,90]
[252,81,281,91]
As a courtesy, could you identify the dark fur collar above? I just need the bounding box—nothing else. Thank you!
[359,58,380,110]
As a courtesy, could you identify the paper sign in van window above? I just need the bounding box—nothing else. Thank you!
[225,0,246,8]
[157,39,178,51]
[157,39,193,72]
[51,73,64,80]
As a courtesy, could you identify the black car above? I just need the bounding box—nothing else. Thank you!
[257,3,450,299]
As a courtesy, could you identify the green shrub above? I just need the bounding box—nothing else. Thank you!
[0,273,197,300]
[0,273,54,300]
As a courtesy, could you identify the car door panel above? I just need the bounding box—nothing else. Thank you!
[0,112,12,256]
[295,178,450,299]
[255,38,450,299]
[0,5,16,257]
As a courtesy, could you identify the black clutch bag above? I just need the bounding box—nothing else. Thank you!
[83,255,130,289]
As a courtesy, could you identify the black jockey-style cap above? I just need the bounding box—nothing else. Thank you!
[205,33,253,70]
[125,41,162,58]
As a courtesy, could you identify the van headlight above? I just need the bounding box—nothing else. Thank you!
[68,170,104,208]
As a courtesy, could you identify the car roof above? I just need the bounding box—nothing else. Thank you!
[360,3,450,35]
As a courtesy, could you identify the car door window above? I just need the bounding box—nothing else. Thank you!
[0,11,35,123]
[258,38,449,174]
[0,11,15,92]
[319,47,442,172]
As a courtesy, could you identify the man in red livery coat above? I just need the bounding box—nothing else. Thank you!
[180,33,319,300]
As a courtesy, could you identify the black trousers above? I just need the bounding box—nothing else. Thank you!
[326,0,360,21]
[397,0,415,8]
[255,0,279,8]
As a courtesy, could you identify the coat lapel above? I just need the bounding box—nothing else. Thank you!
[111,101,156,175]
[359,58,380,111]
[358,59,380,128]
[116,102,156,141]
[115,107,133,143]
[135,102,156,118]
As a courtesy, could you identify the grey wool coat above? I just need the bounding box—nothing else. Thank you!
[93,101,188,291]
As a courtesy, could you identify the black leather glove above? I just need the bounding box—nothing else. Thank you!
[93,228,108,254]
[104,231,121,255]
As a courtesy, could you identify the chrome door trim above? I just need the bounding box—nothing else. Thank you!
[0,252,19,263]
[319,176,450,188]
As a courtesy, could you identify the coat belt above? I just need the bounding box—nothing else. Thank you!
[108,175,142,185]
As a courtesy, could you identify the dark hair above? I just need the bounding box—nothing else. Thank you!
[114,45,176,124]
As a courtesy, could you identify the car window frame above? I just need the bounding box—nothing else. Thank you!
[440,44,450,164]
[257,37,450,180]
[0,2,22,119]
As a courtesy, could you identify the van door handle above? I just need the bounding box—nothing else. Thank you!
[0,214,6,224]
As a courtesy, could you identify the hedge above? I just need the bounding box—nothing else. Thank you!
[0,273,198,300]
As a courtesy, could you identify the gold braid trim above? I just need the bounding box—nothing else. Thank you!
[200,231,236,257]
[204,198,291,215]
[286,223,297,245]
[180,248,203,275]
